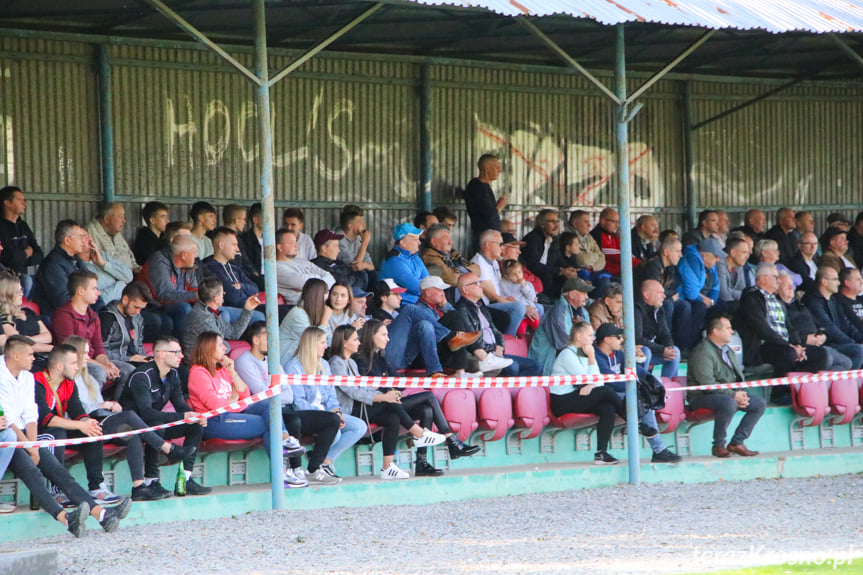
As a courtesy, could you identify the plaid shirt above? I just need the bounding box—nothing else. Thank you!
[760,288,789,340]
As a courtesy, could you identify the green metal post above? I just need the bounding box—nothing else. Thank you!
[419,63,432,212]
[683,81,696,230]
[253,0,284,511]
[97,44,115,202]
[614,24,640,486]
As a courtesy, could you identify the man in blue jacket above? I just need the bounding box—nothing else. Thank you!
[673,237,721,351]
[379,223,428,305]
[200,227,264,324]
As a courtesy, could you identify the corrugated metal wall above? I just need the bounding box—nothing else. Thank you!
[0,34,861,263]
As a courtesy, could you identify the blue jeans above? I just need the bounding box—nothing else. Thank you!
[392,320,445,373]
[327,413,367,463]
[220,306,266,325]
[203,400,285,458]
[0,428,15,478]
[828,343,863,370]
[671,299,706,351]
[645,345,681,378]
[613,392,667,454]
[499,354,542,377]
[165,302,193,338]
[488,301,526,336]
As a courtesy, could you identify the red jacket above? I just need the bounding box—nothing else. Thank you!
[590,226,640,277]
[51,303,105,358]
[33,371,88,430]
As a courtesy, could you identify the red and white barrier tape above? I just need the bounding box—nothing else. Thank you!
[0,384,284,449]
[664,368,863,392]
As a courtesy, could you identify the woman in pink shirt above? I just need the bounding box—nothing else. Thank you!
[187,331,300,462]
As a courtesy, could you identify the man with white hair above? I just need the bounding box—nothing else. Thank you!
[470,228,526,335]
[144,234,199,337]
[87,202,138,272]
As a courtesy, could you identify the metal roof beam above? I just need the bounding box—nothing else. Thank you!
[516,16,621,105]
[626,29,715,103]
[144,0,262,86]
[691,76,807,130]
[267,2,383,88]
[830,33,863,73]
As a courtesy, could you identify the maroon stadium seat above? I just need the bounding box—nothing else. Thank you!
[472,388,514,442]
[828,377,861,426]
[656,377,686,434]
[509,387,550,440]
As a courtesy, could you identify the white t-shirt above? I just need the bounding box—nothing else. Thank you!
[470,253,502,305]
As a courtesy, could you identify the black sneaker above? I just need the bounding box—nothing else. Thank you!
[593,451,619,465]
[148,480,172,499]
[446,436,481,459]
[185,479,212,496]
[131,483,166,501]
[166,444,195,465]
[320,463,341,479]
[65,502,89,538]
[113,497,132,520]
[99,506,123,533]
[638,423,659,438]
[651,448,682,464]
[414,458,444,477]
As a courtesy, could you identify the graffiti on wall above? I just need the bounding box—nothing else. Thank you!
[473,114,665,208]
[165,87,416,198]
[0,67,14,184]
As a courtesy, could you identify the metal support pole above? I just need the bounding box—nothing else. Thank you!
[614,24,640,486]
[683,81,696,230]
[97,45,115,203]
[626,30,715,104]
[253,0,285,511]
[419,63,432,212]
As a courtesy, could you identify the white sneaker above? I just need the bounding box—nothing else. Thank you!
[307,467,341,485]
[412,428,446,447]
[478,354,513,372]
[283,468,308,488]
[459,370,483,378]
[89,483,122,505]
[380,463,410,480]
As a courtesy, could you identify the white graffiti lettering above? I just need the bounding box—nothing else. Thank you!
[203,99,230,165]
[166,94,198,168]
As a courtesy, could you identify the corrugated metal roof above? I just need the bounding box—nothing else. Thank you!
[405,0,863,33]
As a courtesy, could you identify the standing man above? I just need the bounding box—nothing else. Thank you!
[464,154,505,252]
[0,186,43,294]
[687,316,765,458]
[87,203,138,272]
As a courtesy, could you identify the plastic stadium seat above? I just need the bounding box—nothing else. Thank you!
[472,388,514,441]
[199,438,262,454]
[790,377,829,426]
[258,291,286,306]
[656,377,686,434]
[828,378,861,426]
[509,387,550,439]
[681,376,717,424]
[503,334,528,357]
[228,340,251,361]
[143,342,154,356]
[401,387,478,441]
[21,298,39,315]
[545,388,599,430]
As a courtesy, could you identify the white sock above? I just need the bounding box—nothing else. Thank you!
[97,509,105,522]
[184,470,192,481]
[144,478,156,486]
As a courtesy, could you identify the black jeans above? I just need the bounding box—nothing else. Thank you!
[354,401,416,457]
[8,447,96,519]
[281,405,340,472]
[760,342,829,376]
[144,421,205,478]
[400,391,452,457]
[550,386,626,452]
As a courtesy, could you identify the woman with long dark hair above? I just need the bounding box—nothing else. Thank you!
[279,278,331,368]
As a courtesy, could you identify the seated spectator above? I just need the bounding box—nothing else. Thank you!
[801,267,863,369]
[550,321,629,465]
[775,272,839,371]
[275,228,335,305]
[187,331,296,471]
[0,335,127,536]
[37,341,191,503]
[590,207,640,279]
[631,215,659,260]
[521,208,574,299]
[414,210,438,233]
[753,239,802,288]
[87,203,138,272]
[790,210,816,247]
[592,323,680,463]
[827,212,852,232]
[432,206,457,230]
[452,272,541,377]
[119,335,209,497]
[0,402,16,514]
[52,270,134,390]
[502,232,544,296]
[421,223,480,287]
[568,210,606,279]
[352,319,479,479]
[846,210,863,267]
[819,227,856,274]
[764,207,797,265]
[834,268,863,336]
[336,205,375,290]
[787,232,819,293]
[312,229,352,287]
[133,201,169,266]
[326,281,365,334]
[386,275,478,377]
[79,229,131,308]
[736,264,828,403]
[99,282,151,366]
[221,204,263,291]
[674,238,721,351]
[380,223,429,305]
[279,278,331,366]
[189,201,215,260]
[201,227,265,324]
[236,323,345,487]
[499,259,541,336]
[588,282,623,330]
[0,186,42,297]
[634,279,681,378]
[687,315,765,458]
[682,209,719,246]
[635,235,682,327]
[470,229,527,335]
[716,236,754,313]
[283,207,316,261]
[716,210,730,247]
[181,277,258,357]
[144,234,199,337]
[34,219,86,317]
[238,202,264,287]
[367,279,404,323]
[732,208,767,244]
[529,276,593,375]
[0,272,53,358]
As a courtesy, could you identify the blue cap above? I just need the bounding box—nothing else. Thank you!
[393,222,423,241]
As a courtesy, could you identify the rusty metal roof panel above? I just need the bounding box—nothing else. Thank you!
[405,0,863,33]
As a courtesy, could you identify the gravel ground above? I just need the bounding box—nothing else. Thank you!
[5,473,862,575]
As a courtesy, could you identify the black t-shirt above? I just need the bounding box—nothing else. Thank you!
[2,307,41,337]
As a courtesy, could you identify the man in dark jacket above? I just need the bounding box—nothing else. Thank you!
[119,335,210,496]
[99,282,151,366]
[635,235,682,328]
[801,267,863,369]
[634,279,680,377]
[786,232,819,293]
[0,186,43,279]
[34,219,85,317]
[764,207,797,265]
[834,268,863,337]
[199,227,264,324]
[521,208,575,299]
